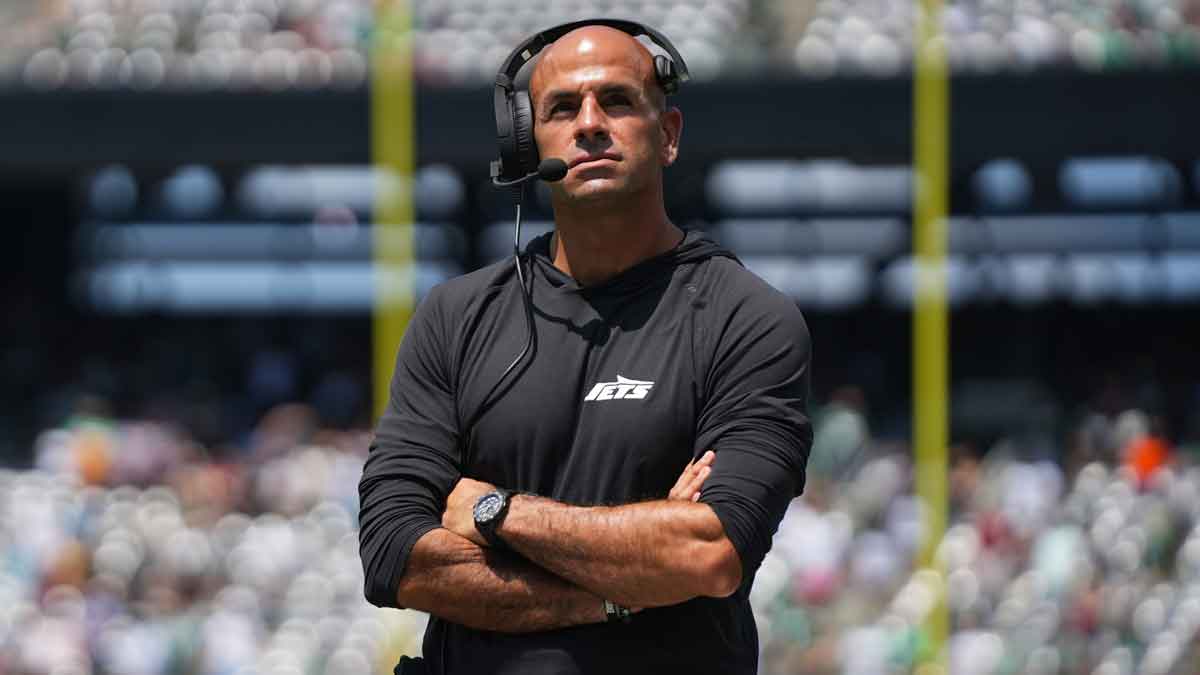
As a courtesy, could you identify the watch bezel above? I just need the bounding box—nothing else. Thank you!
[474,492,505,522]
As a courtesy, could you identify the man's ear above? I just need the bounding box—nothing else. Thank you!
[660,107,683,167]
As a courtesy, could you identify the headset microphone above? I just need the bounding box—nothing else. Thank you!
[537,158,569,182]
[491,158,569,187]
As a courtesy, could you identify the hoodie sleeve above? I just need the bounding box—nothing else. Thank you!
[694,278,813,586]
[358,285,461,608]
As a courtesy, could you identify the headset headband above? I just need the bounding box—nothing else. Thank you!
[494,18,691,92]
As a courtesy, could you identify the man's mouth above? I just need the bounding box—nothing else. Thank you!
[570,154,620,169]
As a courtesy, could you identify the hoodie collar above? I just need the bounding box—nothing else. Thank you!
[525,229,738,296]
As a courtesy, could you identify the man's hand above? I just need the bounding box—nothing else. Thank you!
[668,450,714,502]
[443,476,496,547]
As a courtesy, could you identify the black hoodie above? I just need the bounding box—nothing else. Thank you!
[359,230,813,675]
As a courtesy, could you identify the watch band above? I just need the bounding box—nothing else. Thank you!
[480,517,507,549]
[604,599,633,623]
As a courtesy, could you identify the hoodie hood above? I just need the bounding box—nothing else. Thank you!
[525,229,739,297]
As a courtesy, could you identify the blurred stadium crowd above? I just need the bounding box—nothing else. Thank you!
[1,390,1198,675]
[2,0,1200,90]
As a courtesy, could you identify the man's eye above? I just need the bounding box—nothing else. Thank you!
[549,102,575,116]
[605,94,632,107]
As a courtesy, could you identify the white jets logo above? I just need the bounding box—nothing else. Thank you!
[584,375,654,402]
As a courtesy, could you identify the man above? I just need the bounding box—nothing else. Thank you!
[358,24,813,675]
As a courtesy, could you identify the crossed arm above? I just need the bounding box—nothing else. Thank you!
[395,528,605,633]
[393,451,731,632]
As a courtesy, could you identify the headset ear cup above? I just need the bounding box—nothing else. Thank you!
[512,91,539,174]
[654,54,678,95]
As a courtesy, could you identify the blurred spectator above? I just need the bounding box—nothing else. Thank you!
[808,385,870,481]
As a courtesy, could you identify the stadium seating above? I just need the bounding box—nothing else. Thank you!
[3,0,1198,90]
[2,404,1197,674]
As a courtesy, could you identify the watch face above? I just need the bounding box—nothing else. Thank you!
[475,493,503,521]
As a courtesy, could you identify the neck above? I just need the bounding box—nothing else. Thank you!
[548,184,683,287]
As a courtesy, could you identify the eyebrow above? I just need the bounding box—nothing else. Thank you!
[539,82,643,109]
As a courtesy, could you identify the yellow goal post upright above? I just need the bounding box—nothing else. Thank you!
[370,0,431,665]
[371,0,417,423]
[914,0,950,670]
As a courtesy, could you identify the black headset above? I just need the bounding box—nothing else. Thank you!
[490,17,691,184]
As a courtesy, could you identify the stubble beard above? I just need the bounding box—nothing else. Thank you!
[559,164,653,209]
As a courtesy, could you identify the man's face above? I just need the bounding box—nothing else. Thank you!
[529,29,681,204]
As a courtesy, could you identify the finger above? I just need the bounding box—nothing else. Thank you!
[683,452,713,481]
[673,457,695,487]
[670,480,694,500]
[670,451,715,500]
[682,465,712,500]
[668,477,683,500]
[674,457,694,479]
[669,459,699,499]
[685,452,715,496]
[689,451,713,473]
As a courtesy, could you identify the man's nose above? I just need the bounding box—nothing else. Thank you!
[573,96,609,144]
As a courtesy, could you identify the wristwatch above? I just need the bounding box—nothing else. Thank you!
[473,488,514,549]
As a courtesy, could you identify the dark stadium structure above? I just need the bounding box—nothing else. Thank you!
[2,70,1199,454]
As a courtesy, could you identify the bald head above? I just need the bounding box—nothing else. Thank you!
[529,25,666,113]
